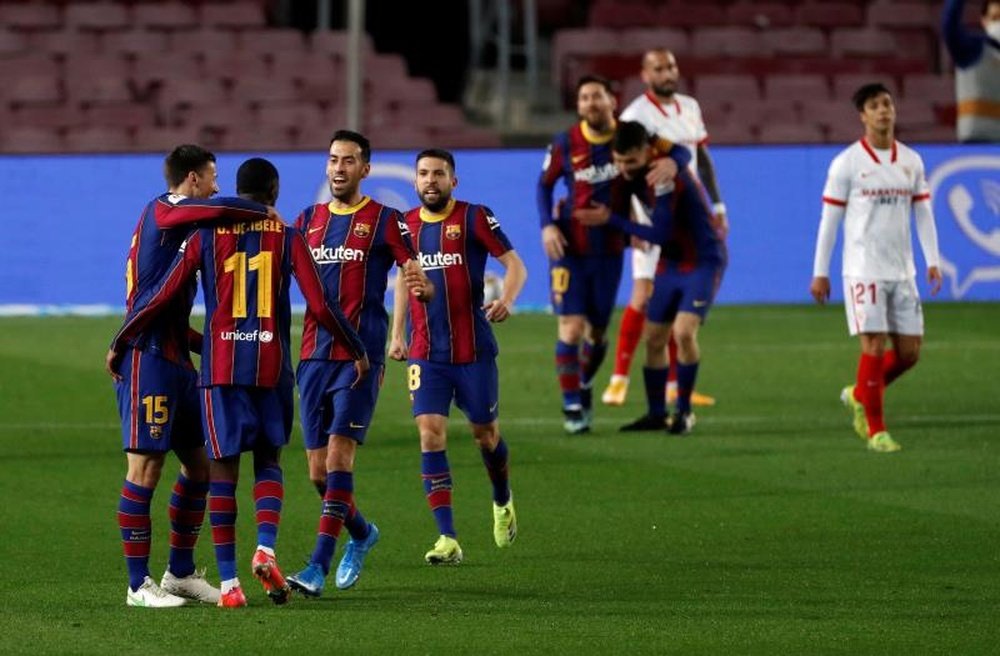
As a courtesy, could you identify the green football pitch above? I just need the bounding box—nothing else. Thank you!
[1,304,999,654]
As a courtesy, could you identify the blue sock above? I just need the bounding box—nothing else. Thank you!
[643,366,669,418]
[119,480,154,591]
[480,438,511,505]
[581,339,608,387]
[675,361,700,415]
[556,340,582,410]
[253,464,283,550]
[209,480,238,583]
[311,471,352,574]
[421,451,455,537]
[167,474,207,578]
[344,502,370,541]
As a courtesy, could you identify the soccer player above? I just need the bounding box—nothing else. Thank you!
[538,75,689,434]
[811,83,942,453]
[110,144,272,608]
[286,130,432,597]
[602,48,726,408]
[108,157,369,607]
[942,0,1000,142]
[577,121,726,435]
[390,148,527,564]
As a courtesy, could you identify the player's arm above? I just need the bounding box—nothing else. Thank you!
[388,274,410,361]
[486,250,528,323]
[187,327,203,355]
[810,155,850,304]
[386,211,434,303]
[912,159,943,295]
[106,233,202,378]
[696,143,728,238]
[942,0,984,68]
[646,137,692,186]
[538,139,568,260]
[289,231,370,381]
[154,196,271,229]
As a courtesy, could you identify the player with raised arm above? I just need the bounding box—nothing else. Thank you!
[811,83,942,453]
[603,48,724,409]
[390,148,527,564]
[108,157,368,607]
[538,75,689,434]
[111,144,272,608]
[578,121,725,435]
[286,130,431,598]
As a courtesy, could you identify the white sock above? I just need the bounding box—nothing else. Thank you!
[221,577,240,594]
[256,545,275,557]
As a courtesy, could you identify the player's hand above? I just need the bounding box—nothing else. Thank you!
[541,224,566,260]
[105,348,123,381]
[388,336,408,361]
[403,259,433,302]
[483,299,512,323]
[645,157,679,187]
[574,203,610,226]
[351,353,371,388]
[710,210,729,240]
[810,276,830,305]
[928,266,943,295]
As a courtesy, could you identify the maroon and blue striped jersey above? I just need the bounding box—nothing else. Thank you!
[538,121,625,257]
[404,199,513,364]
[122,193,269,366]
[295,197,416,363]
[113,217,364,388]
[610,167,727,272]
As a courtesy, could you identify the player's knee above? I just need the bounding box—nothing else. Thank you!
[898,344,921,367]
[127,453,165,488]
[558,317,584,343]
[471,423,499,449]
[326,439,357,472]
[419,429,447,452]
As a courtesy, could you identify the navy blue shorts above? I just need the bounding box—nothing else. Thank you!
[114,347,203,453]
[297,359,384,448]
[200,385,293,460]
[549,253,623,329]
[647,263,725,324]
[408,357,499,425]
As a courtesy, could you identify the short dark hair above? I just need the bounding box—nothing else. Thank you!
[164,144,215,187]
[984,1,999,16]
[576,74,614,96]
[612,120,650,154]
[236,157,279,204]
[330,129,371,163]
[415,148,456,172]
[852,82,892,111]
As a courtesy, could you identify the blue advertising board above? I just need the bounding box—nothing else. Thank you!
[0,144,996,314]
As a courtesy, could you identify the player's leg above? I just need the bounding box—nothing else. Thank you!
[250,440,291,605]
[297,360,333,497]
[579,254,622,420]
[550,257,588,432]
[620,319,672,431]
[603,277,652,406]
[667,312,702,435]
[884,278,924,387]
[455,357,515,548]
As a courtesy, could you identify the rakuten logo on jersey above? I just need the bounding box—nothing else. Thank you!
[311,244,365,264]
[419,252,464,270]
[221,329,274,343]
[573,162,618,184]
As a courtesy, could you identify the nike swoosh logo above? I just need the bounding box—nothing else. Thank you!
[309,226,323,234]
[571,155,587,164]
[489,402,498,413]
[349,422,365,429]
[693,300,707,307]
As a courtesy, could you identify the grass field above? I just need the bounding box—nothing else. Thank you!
[1,304,999,655]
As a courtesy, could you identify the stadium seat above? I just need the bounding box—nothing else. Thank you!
[830,28,897,58]
[368,125,431,150]
[741,98,803,128]
[551,28,620,81]
[269,50,336,80]
[135,126,202,153]
[395,103,466,131]
[100,29,169,56]
[897,124,954,142]
[617,28,690,56]
[833,73,900,101]
[28,29,101,56]
[727,1,795,28]
[230,76,300,104]
[695,75,762,106]
[255,102,326,131]
[431,127,503,149]
[795,1,866,28]
[0,30,29,57]
[902,73,954,107]
[619,77,648,106]
[7,105,80,130]
[156,79,228,108]
[587,1,658,29]
[866,0,935,28]
[174,28,239,57]
[705,120,758,145]
[0,127,65,154]
[3,76,63,106]
[760,27,827,57]
[764,74,832,104]
[297,71,347,104]
[310,30,376,62]
[83,102,155,130]
[201,50,270,81]
[66,75,135,105]
[134,3,198,31]
[0,3,62,31]
[691,27,768,58]
[200,2,267,30]
[657,2,729,29]
[64,3,131,33]
[65,126,134,152]
[757,122,826,144]
[238,28,308,56]
[132,51,201,88]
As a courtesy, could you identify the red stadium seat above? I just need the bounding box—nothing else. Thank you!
[706,121,758,145]
[65,126,134,152]
[255,102,327,131]
[832,73,900,101]
[220,124,297,151]
[866,0,935,28]
[135,126,201,153]
[741,97,805,128]
[691,27,769,58]
[310,30,376,62]
[796,1,865,28]
[134,3,198,31]
[132,52,201,88]
[727,1,795,28]
[238,28,308,56]
[3,75,63,106]
[201,50,270,81]
[617,28,691,56]
[200,2,267,30]
[67,75,135,104]
[0,3,62,31]
[269,50,336,80]
[897,124,954,142]
[0,128,65,154]
[156,79,228,108]
[763,74,832,104]
[173,28,239,57]
[0,30,29,57]
[694,75,762,106]
[760,28,827,57]
[551,28,620,82]
[657,2,729,29]
[587,1,658,29]
[64,3,131,33]
[229,76,300,104]
[757,122,825,144]
[7,105,80,130]
[434,127,503,149]
[28,29,101,56]
[367,125,432,150]
[100,29,169,56]
[83,102,155,130]
[902,73,955,107]
[830,28,897,58]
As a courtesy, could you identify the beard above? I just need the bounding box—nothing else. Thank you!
[421,190,450,213]
[652,82,676,98]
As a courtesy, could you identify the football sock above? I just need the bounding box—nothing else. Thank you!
[209,480,238,584]
[675,361,700,416]
[667,334,679,384]
[613,305,645,377]
[643,366,669,418]
[119,480,153,591]
[344,502,371,541]
[422,450,456,537]
[253,464,283,551]
[856,353,887,435]
[882,349,913,387]
[167,473,208,578]
[313,480,326,497]
[581,339,608,388]
[556,340,582,410]
[311,471,353,573]
[480,437,511,505]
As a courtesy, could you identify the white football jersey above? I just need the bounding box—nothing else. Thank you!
[822,139,932,280]
[620,91,707,171]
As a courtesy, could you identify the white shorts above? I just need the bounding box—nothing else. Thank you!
[631,243,661,280]
[842,277,924,336]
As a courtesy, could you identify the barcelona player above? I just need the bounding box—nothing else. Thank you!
[286,130,432,597]
[538,75,690,434]
[577,121,726,435]
[390,148,527,564]
[108,157,368,608]
[111,145,273,607]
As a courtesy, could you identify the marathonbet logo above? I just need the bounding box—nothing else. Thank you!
[221,329,274,343]
[311,244,365,264]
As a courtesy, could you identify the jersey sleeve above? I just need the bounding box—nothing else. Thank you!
[942,0,985,68]
[154,196,268,229]
[384,208,418,266]
[537,137,565,228]
[912,156,931,202]
[111,231,202,351]
[289,231,366,360]
[473,205,514,257]
[821,153,851,206]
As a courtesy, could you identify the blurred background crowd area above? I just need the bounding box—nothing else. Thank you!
[0,0,979,153]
